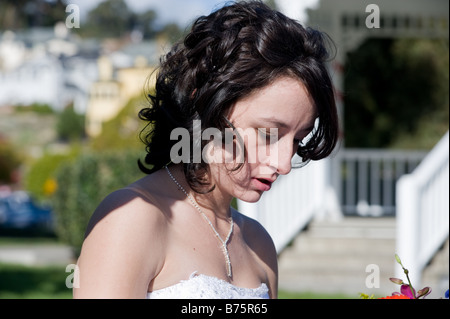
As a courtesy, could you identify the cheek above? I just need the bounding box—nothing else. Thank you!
[222,130,259,165]
[216,162,253,190]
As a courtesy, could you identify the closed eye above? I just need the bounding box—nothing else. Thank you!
[257,128,278,144]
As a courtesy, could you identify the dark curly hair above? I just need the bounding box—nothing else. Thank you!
[138,0,339,193]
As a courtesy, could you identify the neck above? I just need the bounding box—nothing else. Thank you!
[166,164,233,220]
[165,164,234,279]
[196,188,233,221]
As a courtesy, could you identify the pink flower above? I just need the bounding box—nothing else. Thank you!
[400,284,415,299]
[394,283,431,299]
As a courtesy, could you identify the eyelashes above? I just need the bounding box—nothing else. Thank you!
[257,128,305,146]
[223,117,305,148]
[257,128,278,144]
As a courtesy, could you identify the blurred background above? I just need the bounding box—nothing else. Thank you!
[0,0,448,299]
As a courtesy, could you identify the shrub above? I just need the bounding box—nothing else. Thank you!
[24,151,77,203]
[0,136,22,184]
[51,150,145,255]
[56,105,85,142]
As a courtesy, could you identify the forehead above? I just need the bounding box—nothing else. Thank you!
[228,76,316,126]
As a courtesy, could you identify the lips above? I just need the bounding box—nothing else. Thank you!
[252,177,275,191]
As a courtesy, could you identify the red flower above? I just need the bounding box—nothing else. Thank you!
[379,294,410,299]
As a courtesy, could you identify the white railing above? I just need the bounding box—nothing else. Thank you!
[336,149,427,216]
[238,134,447,260]
[396,131,449,288]
[238,158,338,252]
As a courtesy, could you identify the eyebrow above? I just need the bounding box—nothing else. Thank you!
[258,117,316,134]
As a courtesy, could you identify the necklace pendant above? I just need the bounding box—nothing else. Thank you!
[223,245,232,278]
[227,262,232,278]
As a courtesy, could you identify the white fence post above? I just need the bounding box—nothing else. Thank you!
[237,200,258,221]
[314,157,343,221]
[395,131,449,289]
[396,174,421,287]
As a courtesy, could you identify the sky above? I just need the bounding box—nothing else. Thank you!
[69,0,320,28]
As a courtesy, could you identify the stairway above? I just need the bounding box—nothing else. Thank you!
[277,217,399,297]
[422,239,449,299]
[278,217,449,298]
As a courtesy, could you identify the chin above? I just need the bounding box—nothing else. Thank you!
[234,190,264,203]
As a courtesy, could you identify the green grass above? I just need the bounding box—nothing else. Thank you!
[0,262,355,299]
[0,263,73,299]
[0,236,62,246]
[278,290,354,299]
[0,235,73,298]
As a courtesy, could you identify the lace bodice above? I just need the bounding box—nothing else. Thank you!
[147,272,270,299]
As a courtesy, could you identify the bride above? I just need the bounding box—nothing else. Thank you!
[73,0,339,299]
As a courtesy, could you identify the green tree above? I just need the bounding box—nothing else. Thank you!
[344,38,449,149]
[0,0,66,30]
[78,0,133,38]
[132,9,158,39]
[56,104,85,142]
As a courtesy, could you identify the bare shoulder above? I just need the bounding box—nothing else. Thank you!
[232,207,278,296]
[75,182,168,298]
[235,210,275,254]
[83,185,168,238]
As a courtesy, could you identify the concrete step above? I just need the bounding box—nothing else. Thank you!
[278,217,399,297]
[280,252,395,273]
[422,239,449,299]
[278,217,449,298]
[288,236,396,256]
[304,217,396,239]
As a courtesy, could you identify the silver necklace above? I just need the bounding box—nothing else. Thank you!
[165,166,234,278]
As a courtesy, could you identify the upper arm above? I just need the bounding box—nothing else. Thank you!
[73,189,167,299]
[257,225,278,299]
[239,213,278,299]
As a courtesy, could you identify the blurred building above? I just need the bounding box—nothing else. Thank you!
[85,50,157,137]
[0,43,63,109]
[0,22,166,124]
[0,23,99,113]
[84,34,166,137]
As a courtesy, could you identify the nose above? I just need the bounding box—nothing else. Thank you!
[266,138,293,175]
[276,149,292,175]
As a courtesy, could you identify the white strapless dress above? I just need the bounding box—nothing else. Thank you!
[147,272,270,299]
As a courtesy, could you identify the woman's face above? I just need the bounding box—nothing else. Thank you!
[209,76,317,203]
